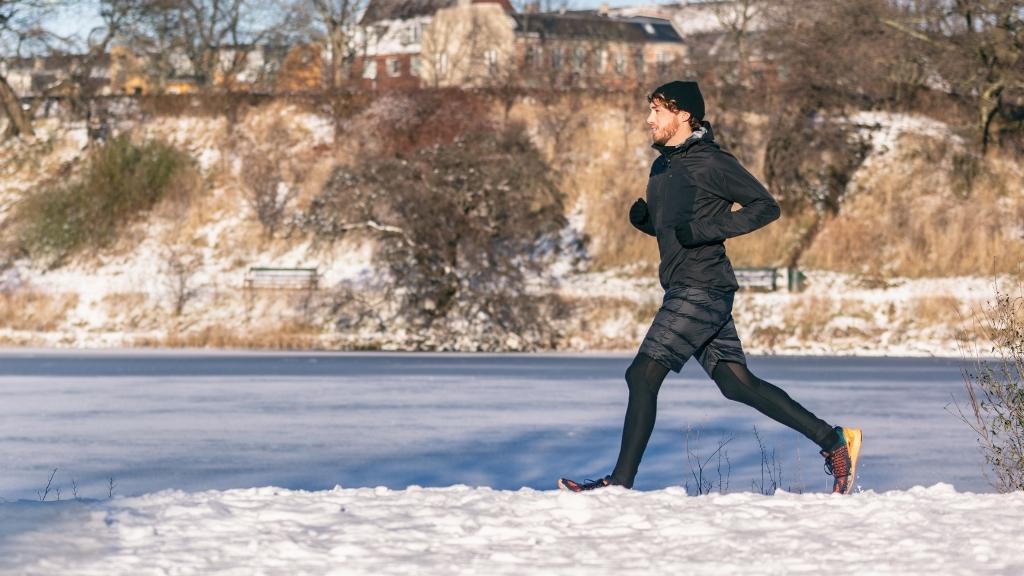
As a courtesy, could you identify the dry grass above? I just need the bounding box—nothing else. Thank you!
[802,135,1024,277]
[137,322,324,350]
[101,292,160,330]
[910,294,963,327]
[557,294,652,350]
[0,291,79,331]
[783,295,839,340]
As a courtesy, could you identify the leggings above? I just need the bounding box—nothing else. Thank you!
[609,353,838,488]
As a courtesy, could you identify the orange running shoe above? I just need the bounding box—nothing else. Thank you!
[821,426,862,494]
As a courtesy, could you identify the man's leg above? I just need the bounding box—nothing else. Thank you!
[609,353,671,488]
[699,314,862,494]
[710,361,838,450]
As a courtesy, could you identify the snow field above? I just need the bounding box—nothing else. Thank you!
[3,484,1023,575]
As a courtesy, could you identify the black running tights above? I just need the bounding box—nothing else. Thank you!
[609,354,837,488]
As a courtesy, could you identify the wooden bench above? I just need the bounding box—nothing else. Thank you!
[243,267,319,291]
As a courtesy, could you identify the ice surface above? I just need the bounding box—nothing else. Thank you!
[0,352,985,502]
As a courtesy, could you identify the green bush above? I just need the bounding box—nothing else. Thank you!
[18,135,193,265]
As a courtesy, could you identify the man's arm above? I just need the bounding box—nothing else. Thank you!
[675,153,780,247]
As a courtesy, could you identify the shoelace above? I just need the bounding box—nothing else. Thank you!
[580,477,610,489]
[821,445,850,477]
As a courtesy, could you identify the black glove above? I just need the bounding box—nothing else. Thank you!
[629,198,650,228]
[675,222,697,247]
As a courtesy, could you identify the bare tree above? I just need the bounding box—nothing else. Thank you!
[0,0,59,138]
[884,0,1023,153]
[132,0,295,91]
[306,0,366,141]
[309,0,364,91]
[46,1,141,114]
[710,0,765,92]
[238,121,304,237]
[162,244,202,316]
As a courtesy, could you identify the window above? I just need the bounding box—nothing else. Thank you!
[484,49,498,76]
[410,56,421,77]
[656,52,669,76]
[439,52,449,76]
[551,47,563,70]
[362,59,377,80]
[572,46,585,72]
[400,22,422,45]
[614,51,625,75]
[525,45,542,69]
[597,50,608,74]
[634,49,645,77]
[387,57,401,77]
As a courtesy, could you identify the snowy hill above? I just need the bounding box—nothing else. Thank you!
[3,484,1023,575]
[1,101,1019,354]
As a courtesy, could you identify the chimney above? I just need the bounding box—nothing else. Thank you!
[598,3,609,16]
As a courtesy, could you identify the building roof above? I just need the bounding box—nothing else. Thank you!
[361,0,455,24]
[360,0,513,24]
[512,12,683,43]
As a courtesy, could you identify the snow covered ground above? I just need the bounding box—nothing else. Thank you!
[3,483,1023,575]
[1,350,1012,573]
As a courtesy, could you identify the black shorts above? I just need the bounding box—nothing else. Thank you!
[637,286,747,374]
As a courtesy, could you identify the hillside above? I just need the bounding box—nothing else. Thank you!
[0,96,1021,354]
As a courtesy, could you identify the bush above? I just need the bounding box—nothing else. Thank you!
[305,122,567,349]
[958,288,1024,492]
[17,135,194,265]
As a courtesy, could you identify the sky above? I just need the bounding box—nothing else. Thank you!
[47,0,672,45]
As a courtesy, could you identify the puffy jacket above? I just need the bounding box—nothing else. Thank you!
[633,122,781,291]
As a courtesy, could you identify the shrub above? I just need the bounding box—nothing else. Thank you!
[236,115,303,238]
[305,122,566,349]
[17,135,194,265]
[957,287,1024,492]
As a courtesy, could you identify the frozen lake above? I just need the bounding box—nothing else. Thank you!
[0,351,988,501]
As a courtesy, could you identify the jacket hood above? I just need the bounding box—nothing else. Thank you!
[652,121,716,157]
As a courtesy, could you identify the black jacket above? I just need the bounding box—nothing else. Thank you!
[633,123,780,291]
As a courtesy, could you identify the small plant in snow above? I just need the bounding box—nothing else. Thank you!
[684,425,733,495]
[956,287,1024,493]
[36,467,58,502]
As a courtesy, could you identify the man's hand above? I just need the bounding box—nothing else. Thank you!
[629,198,650,228]
[629,198,656,236]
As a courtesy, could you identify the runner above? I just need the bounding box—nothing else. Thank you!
[558,81,861,494]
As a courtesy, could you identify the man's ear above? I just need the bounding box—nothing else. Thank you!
[679,110,691,123]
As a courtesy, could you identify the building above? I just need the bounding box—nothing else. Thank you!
[356,0,684,90]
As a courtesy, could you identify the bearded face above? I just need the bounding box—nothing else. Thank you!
[646,100,687,145]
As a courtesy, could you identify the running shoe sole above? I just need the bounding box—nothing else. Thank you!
[843,427,863,495]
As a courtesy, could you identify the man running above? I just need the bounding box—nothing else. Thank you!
[558,81,861,494]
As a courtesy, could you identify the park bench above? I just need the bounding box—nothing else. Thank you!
[243,267,319,291]
[734,267,806,292]
[735,267,778,291]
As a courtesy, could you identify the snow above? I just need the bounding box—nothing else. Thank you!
[846,110,959,156]
[2,484,1023,575]
[0,350,1013,573]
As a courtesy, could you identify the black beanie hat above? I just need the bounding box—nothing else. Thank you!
[650,80,705,121]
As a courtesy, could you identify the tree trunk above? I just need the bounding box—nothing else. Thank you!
[0,74,34,139]
[978,83,1004,155]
